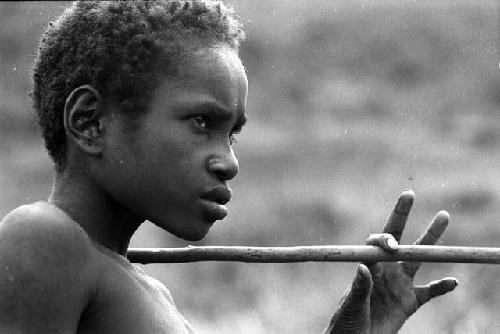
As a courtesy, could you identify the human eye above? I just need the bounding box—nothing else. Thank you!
[190,115,210,131]
[229,129,240,145]
[229,134,237,145]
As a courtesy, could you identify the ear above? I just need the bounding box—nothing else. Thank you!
[64,85,105,156]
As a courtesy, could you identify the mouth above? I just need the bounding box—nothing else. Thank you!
[200,187,232,221]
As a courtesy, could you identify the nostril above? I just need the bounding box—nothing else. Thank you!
[207,156,239,181]
[215,169,232,182]
[214,170,225,181]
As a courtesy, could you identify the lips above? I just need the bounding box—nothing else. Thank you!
[201,187,232,205]
[200,187,232,220]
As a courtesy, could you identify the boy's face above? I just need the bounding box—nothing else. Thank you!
[98,47,248,240]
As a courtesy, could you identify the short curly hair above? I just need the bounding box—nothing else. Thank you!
[32,0,244,170]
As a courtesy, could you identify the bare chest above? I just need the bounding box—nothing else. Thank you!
[78,257,194,334]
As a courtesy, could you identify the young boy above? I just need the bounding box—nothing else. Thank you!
[0,1,457,333]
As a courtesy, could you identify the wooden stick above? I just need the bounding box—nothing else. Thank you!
[127,245,500,264]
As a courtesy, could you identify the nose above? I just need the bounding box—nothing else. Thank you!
[206,147,239,182]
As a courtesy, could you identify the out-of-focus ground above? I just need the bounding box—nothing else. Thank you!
[1,1,500,333]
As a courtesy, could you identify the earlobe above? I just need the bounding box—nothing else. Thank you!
[64,85,105,156]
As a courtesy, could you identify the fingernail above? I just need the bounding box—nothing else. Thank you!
[401,189,415,197]
[396,190,414,213]
[387,238,399,249]
[435,210,450,223]
[443,277,459,288]
[357,264,368,279]
[357,265,364,276]
[437,210,449,217]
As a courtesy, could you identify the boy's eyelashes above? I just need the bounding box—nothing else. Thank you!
[188,115,241,145]
[190,115,209,130]
[229,130,239,145]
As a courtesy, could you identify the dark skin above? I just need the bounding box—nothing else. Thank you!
[0,46,245,333]
[324,191,458,334]
[0,46,456,332]
[53,47,248,252]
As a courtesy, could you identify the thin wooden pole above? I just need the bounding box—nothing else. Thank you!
[127,245,500,264]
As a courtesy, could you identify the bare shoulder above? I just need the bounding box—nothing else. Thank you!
[0,202,94,332]
[0,202,93,266]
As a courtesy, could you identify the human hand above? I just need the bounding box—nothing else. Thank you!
[323,190,458,334]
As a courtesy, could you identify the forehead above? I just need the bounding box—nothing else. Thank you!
[187,47,247,80]
[147,46,248,127]
[174,47,248,107]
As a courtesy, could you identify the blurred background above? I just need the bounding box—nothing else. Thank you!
[1,0,499,332]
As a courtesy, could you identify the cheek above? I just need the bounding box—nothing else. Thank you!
[131,133,207,194]
[100,118,209,209]
[149,139,194,173]
[98,145,144,201]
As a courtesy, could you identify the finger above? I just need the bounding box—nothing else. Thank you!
[415,210,449,245]
[348,264,373,302]
[383,190,414,242]
[414,277,458,307]
[366,233,399,253]
[329,264,372,333]
[402,211,449,277]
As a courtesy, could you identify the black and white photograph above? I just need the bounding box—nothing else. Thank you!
[0,1,498,333]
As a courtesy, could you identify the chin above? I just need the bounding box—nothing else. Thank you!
[152,219,213,241]
[180,232,208,241]
[174,226,211,241]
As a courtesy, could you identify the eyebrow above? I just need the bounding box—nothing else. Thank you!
[195,101,247,131]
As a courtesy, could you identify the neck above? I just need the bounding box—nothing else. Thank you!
[48,166,143,256]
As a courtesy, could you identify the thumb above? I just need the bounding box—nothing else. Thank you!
[345,264,373,312]
[328,264,372,334]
